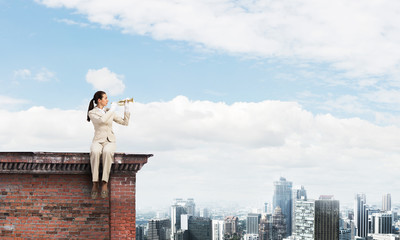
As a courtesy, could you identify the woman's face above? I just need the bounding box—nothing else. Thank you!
[97,94,108,107]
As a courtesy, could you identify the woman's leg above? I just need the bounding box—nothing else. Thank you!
[90,142,103,198]
[90,142,103,182]
[101,141,116,198]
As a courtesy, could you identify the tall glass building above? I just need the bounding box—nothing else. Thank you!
[273,177,293,236]
[354,193,368,238]
[315,199,340,240]
[181,215,212,240]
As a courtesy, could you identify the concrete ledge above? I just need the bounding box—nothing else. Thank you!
[0,152,152,175]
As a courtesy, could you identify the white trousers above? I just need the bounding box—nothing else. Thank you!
[90,141,116,182]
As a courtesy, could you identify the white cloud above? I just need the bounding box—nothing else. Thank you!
[34,67,56,82]
[0,95,29,110]
[86,67,125,96]
[36,0,400,80]
[1,96,399,208]
[14,67,57,82]
[14,69,31,79]
[55,18,90,27]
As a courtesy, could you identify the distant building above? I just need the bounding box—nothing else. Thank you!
[370,234,400,240]
[200,208,210,218]
[148,219,171,240]
[136,225,145,240]
[293,196,340,240]
[171,204,187,238]
[314,197,340,240]
[185,198,196,216]
[293,199,315,239]
[170,198,197,239]
[382,194,392,212]
[355,193,369,238]
[339,229,351,240]
[259,214,272,240]
[243,233,259,240]
[272,206,286,240]
[273,177,293,236]
[174,229,189,240]
[372,213,392,234]
[212,220,224,240]
[181,215,212,240]
[292,186,308,237]
[247,213,261,234]
[224,216,239,236]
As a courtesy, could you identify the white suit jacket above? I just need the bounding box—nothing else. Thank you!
[89,107,130,143]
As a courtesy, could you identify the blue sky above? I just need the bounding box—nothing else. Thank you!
[2,0,400,209]
[1,0,388,116]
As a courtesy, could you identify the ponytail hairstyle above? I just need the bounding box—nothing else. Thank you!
[87,91,106,122]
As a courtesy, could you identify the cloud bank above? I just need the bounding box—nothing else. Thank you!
[37,0,400,79]
[1,96,399,208]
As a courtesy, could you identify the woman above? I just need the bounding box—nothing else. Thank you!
[87,91,130,199]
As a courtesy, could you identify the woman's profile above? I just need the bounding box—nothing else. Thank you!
[87,91,130,199]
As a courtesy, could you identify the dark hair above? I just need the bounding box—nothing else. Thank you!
[87,91,106,122]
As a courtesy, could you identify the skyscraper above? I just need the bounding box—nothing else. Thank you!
[314,197,340,240]
[294,199,315,240]
[273,177,293,236]
[171,204,187,239]
[264,202,269,214]
[181,215,212,240]
[372,212,392,234]
[259,214,272,240]
[354,193,368,238]
[292,186,307,234]
[170,198,197,239]
[294,186,307,200]
[212,220,224,240]
[246,213,261,234]
[382,193,391,212]
[147,219,171,240]
[200,208,210,218]
[185,198,196,216]
[272,206,287,239]
[136,225,145,240]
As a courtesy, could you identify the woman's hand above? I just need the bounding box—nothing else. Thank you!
[124,98,130,113]
[109,102,118,112]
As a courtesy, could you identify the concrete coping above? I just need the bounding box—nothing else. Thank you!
[0,152,152,175]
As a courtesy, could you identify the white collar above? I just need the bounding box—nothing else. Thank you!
[96,107,106,114]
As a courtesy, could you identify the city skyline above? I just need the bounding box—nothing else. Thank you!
[1,0,400,209]
[137,194,400,239]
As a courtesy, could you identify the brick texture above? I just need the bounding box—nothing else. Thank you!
[0,174,109,239]
[0,152,150,240]
[110,174,136,239]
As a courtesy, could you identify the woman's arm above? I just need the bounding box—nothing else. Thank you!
[113,112,130,126]
[89,110,115,124]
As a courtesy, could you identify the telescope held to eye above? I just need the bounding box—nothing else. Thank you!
[117,98,134,106]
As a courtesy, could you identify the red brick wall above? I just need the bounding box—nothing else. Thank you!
[0,152,150,240]
[110,174,136,239]
[0,174,110,239]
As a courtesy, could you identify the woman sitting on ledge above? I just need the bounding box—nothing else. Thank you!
[87,91,130,199]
